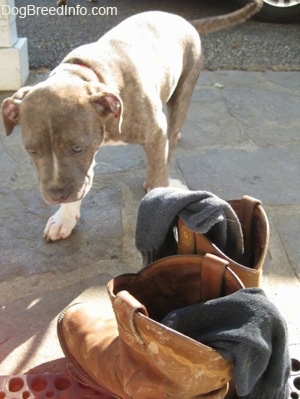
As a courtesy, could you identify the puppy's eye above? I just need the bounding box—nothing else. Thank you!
[71,146,83,155]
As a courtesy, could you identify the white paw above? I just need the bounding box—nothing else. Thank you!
[44,213,78,241]
[43,201,81,241]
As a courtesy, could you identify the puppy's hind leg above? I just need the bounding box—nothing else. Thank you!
[142,112,170,191]
[166,53,203,159]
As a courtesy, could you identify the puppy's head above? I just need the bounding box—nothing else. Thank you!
[2,75,123,204]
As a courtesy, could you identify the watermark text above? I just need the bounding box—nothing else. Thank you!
[1,4,118,19]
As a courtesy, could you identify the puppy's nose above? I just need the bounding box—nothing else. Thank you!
[46,187,70,202]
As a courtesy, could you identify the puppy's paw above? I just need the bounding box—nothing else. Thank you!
[143,181,152,193]
[168,178,188,190]
[43,203,81,241]
[143,178,187,192]
[44,212,79,241]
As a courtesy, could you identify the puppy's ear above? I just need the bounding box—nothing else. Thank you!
[90,92,123,133]
[1,86,32,136]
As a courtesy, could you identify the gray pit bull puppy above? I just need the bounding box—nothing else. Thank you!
[2,2,262,241]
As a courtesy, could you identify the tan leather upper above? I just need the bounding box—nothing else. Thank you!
[58,254,244,399]
[107,254,244,398]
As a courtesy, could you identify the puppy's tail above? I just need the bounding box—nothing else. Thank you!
[191,0,263,35]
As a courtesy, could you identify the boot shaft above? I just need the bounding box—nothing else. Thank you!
[177,195,269,287]
[108,254,244,398]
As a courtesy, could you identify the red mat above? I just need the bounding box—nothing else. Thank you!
[0,372,117,399]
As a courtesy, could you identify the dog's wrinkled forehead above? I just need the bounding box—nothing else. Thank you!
[23,82,87,117]
[21,82,93,139]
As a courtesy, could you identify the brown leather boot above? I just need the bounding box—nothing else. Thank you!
[177,195,269,287]
[58,254,243,399]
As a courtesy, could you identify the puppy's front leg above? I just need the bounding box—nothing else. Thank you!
[44,200,82,241]
[143,134,169,191]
